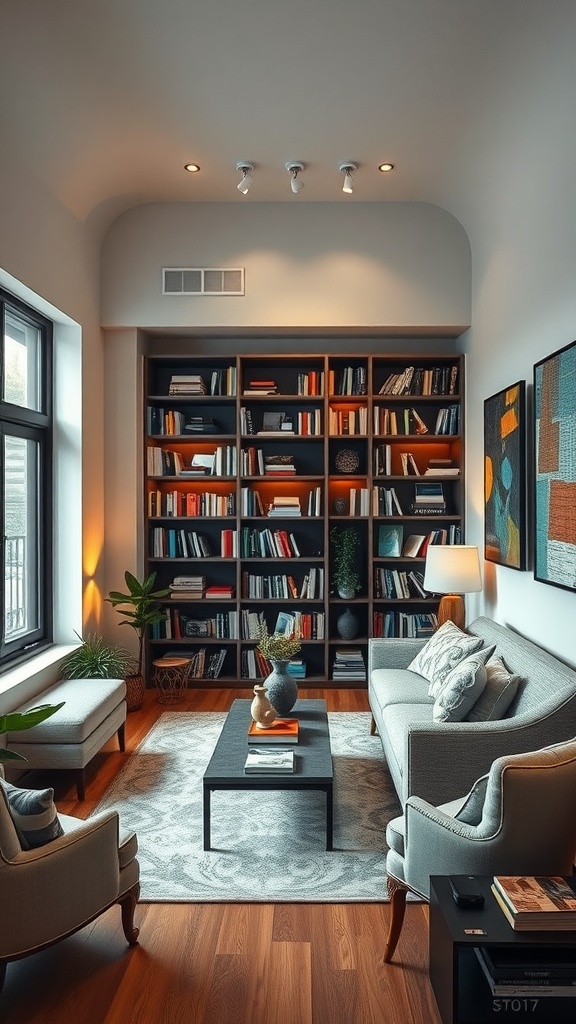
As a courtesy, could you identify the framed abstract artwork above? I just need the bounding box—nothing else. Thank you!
[484,380,526,569]
[534,340,576,591]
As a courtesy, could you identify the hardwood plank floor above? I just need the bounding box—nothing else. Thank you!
[1,688,441,1024]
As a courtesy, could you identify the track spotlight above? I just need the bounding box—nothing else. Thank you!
[339,163,357,194]
[184,162,201,173]
[286,162,305,194]
[236,162,254,194]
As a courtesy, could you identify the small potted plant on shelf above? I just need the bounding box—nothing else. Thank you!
[106,571,170,711]
[330,525,361,599]
[59,632,133,681]
[256,623,302,716]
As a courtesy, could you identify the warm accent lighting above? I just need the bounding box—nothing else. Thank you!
[286,161,305,194]
[184,162,201,173]
[423,545,482,630]
[339,162,357,194]
[236,162,254,194]
[378,162,395,172]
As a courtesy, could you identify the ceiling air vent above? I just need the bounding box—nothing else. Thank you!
[162,268,244,296]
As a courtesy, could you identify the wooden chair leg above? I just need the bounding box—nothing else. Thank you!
[383,876,408,962]
[119,882,141,945]
[76,769,86,802]
[118,721,126,752]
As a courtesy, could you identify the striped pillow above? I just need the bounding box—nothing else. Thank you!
[1,779,64,849]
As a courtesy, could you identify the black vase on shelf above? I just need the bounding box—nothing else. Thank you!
[336,607,359,641]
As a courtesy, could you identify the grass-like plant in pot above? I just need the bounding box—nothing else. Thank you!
[106,571,170,710]
[59,632,133,681]
[330,524,361,598]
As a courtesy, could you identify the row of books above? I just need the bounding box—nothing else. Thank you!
[378,364,459,396]
[372,610,438,638]
[241,570,324,600]
[240,527,302,559]
[373,445,460,478]
[374,567,428,600]
[240,608,325,641]
[147,446,237,477]
[182,647,228,679]
[150,609,239,640]
[373,406,429,436]
[148,489,236,518]
[330,365,367,396]
[328,406,368,436]
[149,528,212,559]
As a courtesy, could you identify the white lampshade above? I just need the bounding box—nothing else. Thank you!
[423,545,482,629]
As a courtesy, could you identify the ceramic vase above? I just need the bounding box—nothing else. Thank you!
[250,684,277,728]
[337,585,356,600]
[264,659,298,715]
[336,607,359,640]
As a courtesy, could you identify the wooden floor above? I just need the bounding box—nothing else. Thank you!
[2,688,442,1024]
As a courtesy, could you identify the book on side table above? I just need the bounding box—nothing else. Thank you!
[491,875,576,931]
[247,718,299,744]
[244,748,294,773]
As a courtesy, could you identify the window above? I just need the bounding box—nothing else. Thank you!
[0,289,52,665]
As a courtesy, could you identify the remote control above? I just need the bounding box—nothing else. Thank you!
[449,875,485,908]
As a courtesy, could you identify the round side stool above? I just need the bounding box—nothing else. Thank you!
[152,656,190,704]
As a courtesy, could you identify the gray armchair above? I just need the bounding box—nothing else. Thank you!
[0,782,140,991]
[384,737,576,962]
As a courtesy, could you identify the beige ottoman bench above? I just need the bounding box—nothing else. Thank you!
[6,677,127,800]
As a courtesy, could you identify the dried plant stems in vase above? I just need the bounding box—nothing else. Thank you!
[257,624,301,716]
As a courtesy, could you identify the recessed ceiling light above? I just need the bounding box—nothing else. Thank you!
[184,163,201,173]
[378,163,395,173]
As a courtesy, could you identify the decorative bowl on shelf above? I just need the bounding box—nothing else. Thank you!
[335,448,360,474]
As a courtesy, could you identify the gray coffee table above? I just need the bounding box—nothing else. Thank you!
[202,698,334,851]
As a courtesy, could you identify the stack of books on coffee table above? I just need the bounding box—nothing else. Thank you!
[244,748,294,773]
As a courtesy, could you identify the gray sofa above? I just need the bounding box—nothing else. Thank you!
[368,616,576,807]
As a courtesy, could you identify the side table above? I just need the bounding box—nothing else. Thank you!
[152,656,190,704]
[429,875,576,1024]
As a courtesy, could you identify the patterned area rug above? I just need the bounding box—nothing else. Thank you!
[93,711,402,902]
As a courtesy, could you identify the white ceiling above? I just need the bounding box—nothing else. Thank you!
[0,0,561,230]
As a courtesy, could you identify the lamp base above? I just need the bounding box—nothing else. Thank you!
[436,594,465,630]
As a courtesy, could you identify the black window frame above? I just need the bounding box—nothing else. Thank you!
[0,288,53,666]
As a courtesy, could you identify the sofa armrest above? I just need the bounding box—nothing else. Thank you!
[403,798,491,897]
[368,637,427,673]
[405,711,576,806]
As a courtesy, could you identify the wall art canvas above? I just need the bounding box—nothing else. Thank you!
[534,341,576,591]
[484,380,526,569]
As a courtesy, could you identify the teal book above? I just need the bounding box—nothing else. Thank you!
[378,524,403,557]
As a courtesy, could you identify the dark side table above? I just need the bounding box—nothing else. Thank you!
[429,875,576,1024]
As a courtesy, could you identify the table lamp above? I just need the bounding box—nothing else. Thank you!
[423,545,482,630]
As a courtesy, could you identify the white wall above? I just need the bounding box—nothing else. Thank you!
[101,201,471,331]
[443,5,576,665]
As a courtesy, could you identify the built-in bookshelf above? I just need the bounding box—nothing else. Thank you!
[144,352,464,686]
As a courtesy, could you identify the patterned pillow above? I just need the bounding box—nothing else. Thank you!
[407,620,486,698]
[465,655,522,721]
[0,779,64,849]
[432,645,495,723]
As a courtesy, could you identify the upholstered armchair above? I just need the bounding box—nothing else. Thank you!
[0,780,140,991]
[384,738,576,962]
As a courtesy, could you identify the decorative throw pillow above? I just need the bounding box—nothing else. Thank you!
[432,645,495,723]
[465,655,522,721]
[0,779,64,850]
[454,774,489,825]
[407,620,486,698]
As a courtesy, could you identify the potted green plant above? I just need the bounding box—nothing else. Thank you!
[0,704,65,764]
[59,632,133,681]
[106,571,170,711]
[330,525,361,598]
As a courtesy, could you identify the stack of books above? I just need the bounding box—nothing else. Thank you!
[332,648,367,681]
[410,481,446,514]
[169,576,206,599]
[205,584,234,599]
[264,454,296,475]
[474,944,576,998]
[424,457,459,476]
[168,374,207,395]
[286,658,306,679]
[247,718,299,744]
[243,379,278,395]
[491,875,576,931]
[184,417,218,434]
[267,496,302,517]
